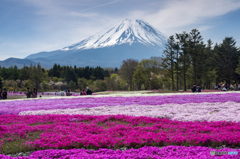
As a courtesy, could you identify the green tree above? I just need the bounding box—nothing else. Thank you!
[174,36,180,91]
[0,67,8,80]
[133,69,146,90]
[176,32,190,91]
[133,59,162,90]
[215,37,240,84]
[52,63,60,78]
[188,29,203,83]
[30,63,43,90]
[162,35,175,91]
[109,74,119,90]
[78,78,88,89]
[0,77,3,89]
[41,81,50,91]
[8,65,20,80]
[48,68,53,78]
[93,66,104,80]
[83,66,91,79]
[65,67,77,83]
[103,70,110,78]
[67,80,76,90]
[94,80,108,92]
[150,74,162,89]
[19,65,29,80]
[235,58,240,75]
[201,39,215,89]
[52,77,59,83]
[120,59,138,91]
[141,59,162,74]
[194,41,205,85]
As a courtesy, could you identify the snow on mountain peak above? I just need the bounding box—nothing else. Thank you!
[62,19,167,51]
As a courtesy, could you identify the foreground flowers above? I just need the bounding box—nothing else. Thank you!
[19,101,240,122]
[0,146,239,159]
[1,114,240,154]
[1,92,240,158]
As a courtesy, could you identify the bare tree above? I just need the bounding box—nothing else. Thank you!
[30,63,43,91]
[120,59,138,91]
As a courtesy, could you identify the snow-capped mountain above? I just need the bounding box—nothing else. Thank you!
[61,19,167,51]
[23,19,167,68]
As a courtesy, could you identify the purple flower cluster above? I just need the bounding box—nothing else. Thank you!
[0,146,239,159]
[1,93,240,158]
[1,115,240,150]
[1,93,240,115]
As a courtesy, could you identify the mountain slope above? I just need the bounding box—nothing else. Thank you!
[0,58,37,68]
[24,19,167,68]
[29,43,162,68]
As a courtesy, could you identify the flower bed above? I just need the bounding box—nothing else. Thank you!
[1,115,240,154]
[1,93,240,115]
[2,92,240,158]
[19,101,240,122]
[0,146,239,159]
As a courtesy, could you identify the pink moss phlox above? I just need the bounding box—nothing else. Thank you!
[1,93,240,115]
[1,115,240,149]
[0,146,240,158]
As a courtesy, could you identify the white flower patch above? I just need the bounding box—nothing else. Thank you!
[19,101,240,122]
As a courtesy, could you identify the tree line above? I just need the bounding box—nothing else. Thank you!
[0,64,112,92]
[0,63,43,91]
[47,64,110,82]
[116,29,240,91]
[161,29,240,91]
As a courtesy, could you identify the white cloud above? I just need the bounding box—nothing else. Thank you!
[26,0,240,38]
[79,0,121,12]
[1,0,240,60]
[128,0,240,35]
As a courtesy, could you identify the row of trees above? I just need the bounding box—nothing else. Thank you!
[161,29,240,91]
[0,58,165,92]
[47,64,110,82]
[0,64,111,91]
[117,30,240,91]
[119,58,163,91]
[0,63,43,90]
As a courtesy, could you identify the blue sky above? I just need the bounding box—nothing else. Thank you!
[0,0,240,60]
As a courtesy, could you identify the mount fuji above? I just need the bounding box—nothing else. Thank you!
[22,19,167,68]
